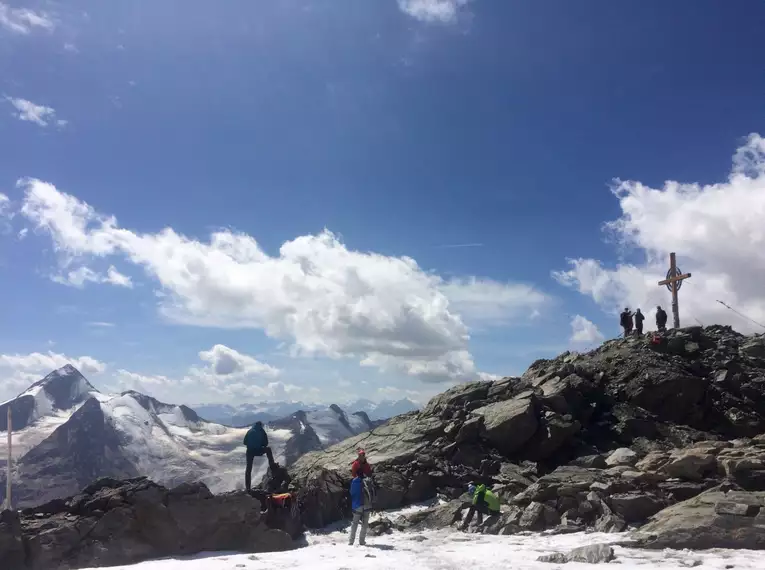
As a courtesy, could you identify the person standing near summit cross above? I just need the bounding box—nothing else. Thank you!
[243,421,277,492]
[634,308,645,336]
[656,305,668,332]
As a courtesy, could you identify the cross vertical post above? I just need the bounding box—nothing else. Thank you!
[658,252,692,330]
[669,252,680,329]
[4,406,10,511]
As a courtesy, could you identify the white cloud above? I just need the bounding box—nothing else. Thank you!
[397,0,472,23]
[17,227,28,240]
[569,315,605,346]
[105,265,133,287]
[0,3,54,34]
[0,351,106,401]
[196,344,281,378]
[15,178,550,383]
[441,277,551,326]
[52,265,133,288]
[87,321,115,327]
[4,97,66,128]
[0,193,11,230]
[554,133,765,334]
[111,346,288,403]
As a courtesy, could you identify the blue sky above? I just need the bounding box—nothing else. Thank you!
[1,0,765,406]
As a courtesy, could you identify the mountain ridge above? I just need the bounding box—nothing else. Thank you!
[0,365,376,508]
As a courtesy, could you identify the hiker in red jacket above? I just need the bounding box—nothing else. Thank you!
[351,449,372,478]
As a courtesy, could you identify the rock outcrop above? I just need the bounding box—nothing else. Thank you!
[285,326,765,549]
[634,487,765,550]
[0,477,295,570]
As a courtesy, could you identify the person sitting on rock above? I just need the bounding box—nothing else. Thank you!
[348,474,373,546]
[634,308,645,336]
[460,482,500,530]
[656,305,668,332]
[243,421,277,492]
[351,449,373,478]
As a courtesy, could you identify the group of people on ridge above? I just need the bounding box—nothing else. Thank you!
[620,305,668,337]
[243,424,506,540]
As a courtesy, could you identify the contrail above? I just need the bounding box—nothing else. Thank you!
[435,243,485,249]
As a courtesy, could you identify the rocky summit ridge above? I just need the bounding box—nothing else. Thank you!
[3,325,765,569]
[284,325,765,545]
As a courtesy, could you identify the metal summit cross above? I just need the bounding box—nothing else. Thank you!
[658,252,692,329]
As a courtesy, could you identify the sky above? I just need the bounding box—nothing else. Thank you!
[1,0,764,407]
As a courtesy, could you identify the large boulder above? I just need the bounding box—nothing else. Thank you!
[395,500,467,531]
[0,510,25,570]
[608,492,667,523]
[661,449,718,481]
[2,478,294,570]
[473,398,539,455]
[635,488,765,550]
[538,544,616,564]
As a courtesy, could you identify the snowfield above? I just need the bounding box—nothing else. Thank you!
[75,522,762,570]
[1,372,370,501]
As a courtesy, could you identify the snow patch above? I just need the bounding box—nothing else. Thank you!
[74,525,763,570]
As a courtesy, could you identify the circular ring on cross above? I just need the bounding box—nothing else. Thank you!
[665,266,684,291]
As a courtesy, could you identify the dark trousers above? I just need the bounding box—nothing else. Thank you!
[636,323,643,335]
[245,446,276,491]
[462,502,498,527]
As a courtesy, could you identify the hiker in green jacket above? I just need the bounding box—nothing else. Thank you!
[460,482,500,529]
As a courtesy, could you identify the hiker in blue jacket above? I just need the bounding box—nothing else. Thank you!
[243,421,277,492]
[348,475,373,545]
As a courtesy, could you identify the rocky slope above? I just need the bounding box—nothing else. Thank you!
[0,477,297,570]
[283,326,765,547]
[0,366,376,508]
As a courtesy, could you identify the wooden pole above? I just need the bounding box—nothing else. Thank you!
[670,252,680,329]
[5,406,11,511]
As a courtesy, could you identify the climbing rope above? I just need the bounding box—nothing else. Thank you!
[716,300,765,330]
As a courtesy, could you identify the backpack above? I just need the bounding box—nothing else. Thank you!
[363,477,377,508]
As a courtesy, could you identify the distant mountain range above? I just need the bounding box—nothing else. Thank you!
[0,365,378,509]
[194,397,419,426]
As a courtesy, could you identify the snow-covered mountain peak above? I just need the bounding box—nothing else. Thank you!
[1,364,99,433]
[1,369,378,509]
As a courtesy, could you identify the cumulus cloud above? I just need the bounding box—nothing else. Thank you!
[554,133,765,334]
[112,345,288,403]
[0,193,11,232]
[397,0,472,23]
[0,351,106,401]
[52,265,133,288]
[0,3,54,34]
[5,97,67,128]
[441,277,550,326]
[569,315,605,346]
[196,344,281,378]
[15,178,549,383]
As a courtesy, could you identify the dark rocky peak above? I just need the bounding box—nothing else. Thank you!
[0,365,98,432]
[120,390,202,424]
[351,410,372,426]
[328,404,353,432]
[27,364,98,410]
[2,397,138,509]
[0,395,35,432]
